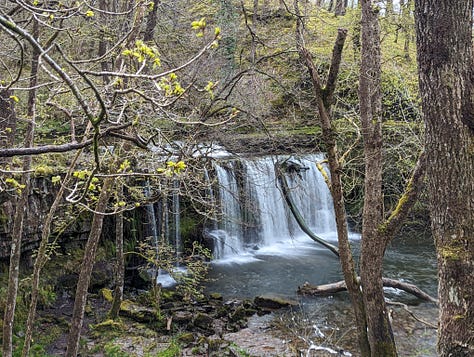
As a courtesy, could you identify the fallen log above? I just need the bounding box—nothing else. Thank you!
[276,164,340,257]
[298,277,438,305]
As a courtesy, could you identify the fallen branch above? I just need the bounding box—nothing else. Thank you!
[298,277,438,305]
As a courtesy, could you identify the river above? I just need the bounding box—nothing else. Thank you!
[205,232,438,356]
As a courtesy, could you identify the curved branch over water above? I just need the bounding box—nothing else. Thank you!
[276,162,340,257]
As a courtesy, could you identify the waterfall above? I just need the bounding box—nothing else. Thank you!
[143,181,182,287]
[172,180,181,264]
[211,161,245,258]
[143,184,159,253]
[208,154,337,260]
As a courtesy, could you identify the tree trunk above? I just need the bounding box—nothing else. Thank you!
[2,19,39,357]
[143,0,159,42]
[110,182,125,319]
[359,1,397,355]
[21,132,92,356]
[0,90,16,166]
[294,2,370,354]
[414,1,474,355]
[335,0,346,16]
[251,0,258,63]
[66,177,115,357]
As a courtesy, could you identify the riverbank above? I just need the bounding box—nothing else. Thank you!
[33,287,437,356]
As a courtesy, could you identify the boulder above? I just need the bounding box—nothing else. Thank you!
[254,294,298,310]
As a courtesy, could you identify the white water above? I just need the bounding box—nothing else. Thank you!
[208,154,343,262]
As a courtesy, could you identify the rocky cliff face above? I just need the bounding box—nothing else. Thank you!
[0,177,91,259]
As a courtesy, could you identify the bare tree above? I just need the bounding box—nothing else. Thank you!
[65,177,115,357]
[2,18,39,357]
[294,1,370,354]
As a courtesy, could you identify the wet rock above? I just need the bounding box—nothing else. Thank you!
[254,294,298,310]
[193,312,214,332]
[209,292,223,301]
[229,305,257,323]
[172,310,194,324]
[90,261,114,291]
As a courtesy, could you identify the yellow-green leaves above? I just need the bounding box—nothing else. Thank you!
[122,40,161,68]
[85,10,94,17]
[158,73,185,97]
[51,175,61,185]
[204,81,217,99]
[191,17,206,37]
[157,160,187,177]
[5,178,26,194]
[88,177,99,191]
[73,170,92,180]
[118,159,131,173]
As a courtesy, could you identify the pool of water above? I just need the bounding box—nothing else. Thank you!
[205,232,438,356]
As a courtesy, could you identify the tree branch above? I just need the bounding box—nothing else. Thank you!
[324,28,348,107]
[379,151,426,243]
[0,123,132,158]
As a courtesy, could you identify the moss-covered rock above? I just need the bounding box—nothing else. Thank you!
[254,294,298,310]
[119,300,158,323]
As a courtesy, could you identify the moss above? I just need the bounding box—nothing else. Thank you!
[101,288,114,302]
[440,243,466,261]
[156,340,181,357]
[91,319,124,333]
[177,332,195,344]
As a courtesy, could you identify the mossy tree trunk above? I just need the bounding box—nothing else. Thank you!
[0,89,16,166]
[415,0,474,355]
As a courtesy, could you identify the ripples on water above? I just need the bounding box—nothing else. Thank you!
[206,233,438,356]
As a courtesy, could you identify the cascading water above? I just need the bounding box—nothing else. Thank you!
[143,181,183,287]
[172,180,181,264]
[211,161,245,258]
[208,154,338,261]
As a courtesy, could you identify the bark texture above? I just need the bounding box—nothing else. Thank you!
[66,177,115,357]
[294,2,370,353]
[415,1,474,355]
[2,19,39,357]
[359,1,397,355]
[110,182,125,319]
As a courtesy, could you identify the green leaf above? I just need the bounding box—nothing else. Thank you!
[51,176,61,185]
